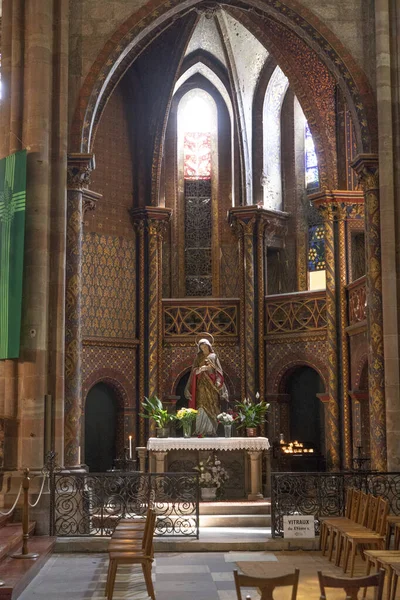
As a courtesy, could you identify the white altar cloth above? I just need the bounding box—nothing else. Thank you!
[147,436,270,452]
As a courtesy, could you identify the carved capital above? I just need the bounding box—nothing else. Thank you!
[82,189,102,215]
[67,153,95,190]
[309,190,364,223]
[351,154,379,193]
[129,207,171,240]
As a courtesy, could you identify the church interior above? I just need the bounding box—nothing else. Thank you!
[0,0,400,598]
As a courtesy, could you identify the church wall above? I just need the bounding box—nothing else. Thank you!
[81,83,137,436]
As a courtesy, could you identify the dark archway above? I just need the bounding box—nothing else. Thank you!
[84,382,118,472]
[286,366,325,456]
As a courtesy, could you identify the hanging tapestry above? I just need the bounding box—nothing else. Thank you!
[0,150,27,359]
[184,132,211,179]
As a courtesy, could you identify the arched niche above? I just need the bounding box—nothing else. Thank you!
[84,382,119,472]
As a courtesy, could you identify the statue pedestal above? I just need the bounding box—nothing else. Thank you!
[147,437,270,500]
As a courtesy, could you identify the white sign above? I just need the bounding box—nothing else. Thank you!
[283,515,315,538]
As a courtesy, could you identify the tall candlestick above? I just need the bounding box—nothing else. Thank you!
[129,435,133,459]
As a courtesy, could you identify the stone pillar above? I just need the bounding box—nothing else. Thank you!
[130,208,171,443]
[18,0,53,468]
[311,197,340,470]
[229,206,288,404]
[352,156,387,471]
[229,208,257,402]
[64,154,94,467]
[247,450,263,500]
[312,191,364,469]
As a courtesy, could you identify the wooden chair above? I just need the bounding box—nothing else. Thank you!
[384,516,400,549]
[320,488,354,557]
[317,569,385,600]
[333,491,370,567]
[233,568,299,600]
[343,497,389,577]
[105,508,156,600]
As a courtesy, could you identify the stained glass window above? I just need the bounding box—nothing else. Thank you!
[308,225,325,271]
[184,132,211,180]
[305,122,319,189]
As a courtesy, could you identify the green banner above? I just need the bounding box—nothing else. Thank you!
[0,150,27,359]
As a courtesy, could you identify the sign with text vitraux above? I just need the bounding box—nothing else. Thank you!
[283,515,315,538]
[0,150,27,359]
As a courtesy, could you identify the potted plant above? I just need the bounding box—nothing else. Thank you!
[140,396,175,438]
[194,454,229,501]
[217,412,236,438]
[235,394,269,437]
[175,408,198,438]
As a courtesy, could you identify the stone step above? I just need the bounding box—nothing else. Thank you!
[0,522,36,563]
[54,529,320,553]
[200,501,270,516]
[200,513,271,527]
[0,536,56,599]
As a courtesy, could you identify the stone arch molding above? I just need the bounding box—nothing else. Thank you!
[70,0,377,165]
[83,369,132,411]
[273,358,328,397]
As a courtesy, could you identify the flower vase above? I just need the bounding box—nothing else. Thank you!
[182,421,192,438]
[224,425,232,438]
[246,427,257,437]
[201,487,217,501]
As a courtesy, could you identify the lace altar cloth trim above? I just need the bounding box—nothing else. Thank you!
[147,437,270,452]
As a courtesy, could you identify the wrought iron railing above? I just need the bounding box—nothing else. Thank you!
[163,298,239,339]
[347,276,367,325]
[265,290,327,335]
[271,471,400,538]
[50,472,199,538]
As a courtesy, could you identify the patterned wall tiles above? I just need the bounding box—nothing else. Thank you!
[82,233,136,339]
[82,345,136,409]
[266,336,329,394]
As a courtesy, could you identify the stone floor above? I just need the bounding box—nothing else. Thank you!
[17,551,400,600]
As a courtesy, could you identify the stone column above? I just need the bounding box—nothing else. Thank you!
[229,208,257,402]
[130,208,171,442]
[64,154,94,467]
[352,156,387,471]
[247,450,263,500]
[311,197,340,470]
[312,191,364,469]
[154,451,168,474]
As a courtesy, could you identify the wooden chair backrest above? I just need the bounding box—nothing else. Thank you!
[143,508,156,555]
[344,488,354,519]
[234,569,300,600]
[349,490,361,522]
[366,495,379,531]
[375,497,389,536]
[356,491,369,525]
[317,568,385,600]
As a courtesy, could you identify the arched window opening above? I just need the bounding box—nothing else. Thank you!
[305,122,319,190]
[178,89,217,296]
[262,66,289,211]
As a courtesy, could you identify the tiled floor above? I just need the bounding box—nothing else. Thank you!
[17,551,400,600]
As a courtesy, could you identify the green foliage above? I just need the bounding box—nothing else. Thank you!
[140,396,176,428]
[235,398,270,429]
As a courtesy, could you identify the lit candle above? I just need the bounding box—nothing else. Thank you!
[129,435,133,459]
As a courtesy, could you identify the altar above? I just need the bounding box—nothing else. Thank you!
[146,437,271,500]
